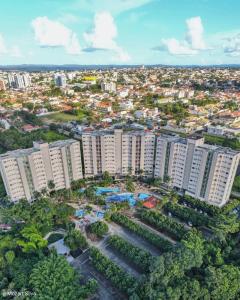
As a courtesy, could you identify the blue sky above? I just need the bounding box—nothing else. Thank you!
[0,0,240,65]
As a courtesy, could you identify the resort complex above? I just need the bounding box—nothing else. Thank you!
[1,130,239,207]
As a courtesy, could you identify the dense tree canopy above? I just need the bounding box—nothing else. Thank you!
[30,252,97,300]
[88,221,108,238]
[64,228,88,251]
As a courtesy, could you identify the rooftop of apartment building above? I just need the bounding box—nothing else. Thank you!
[191,142,239,155]
[0,139,78,160]
[82,128,154,137]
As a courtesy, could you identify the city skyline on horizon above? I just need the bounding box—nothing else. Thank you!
[0,0,240,66]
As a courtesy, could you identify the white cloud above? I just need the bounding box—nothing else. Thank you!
[84,12,117,49]
[31,16,81,55]
[84,12,130,62]
[0,34,7,55]
[154,16,207,56]
[186,16,206,50]
[160,38,197,55]
[223,33,240,56]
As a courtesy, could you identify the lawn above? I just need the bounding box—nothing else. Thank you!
[40,112,80,123]
[204,133,240,150]
[41,130,66,142]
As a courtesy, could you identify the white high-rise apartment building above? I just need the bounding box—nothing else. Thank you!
[8,73,31,89]
[54,73,67,88]
[0,131,239,207]
[22,74,31,87]
[121,131,155,176]
[82,130,239,206]
[154,135,240,207]
[14,74,25,89]
[186,145,239,206]
[82,129,155,177]
[0,79,6,91]
[7,74,15,88]
[155,135,178,181]
[0,139,83,202]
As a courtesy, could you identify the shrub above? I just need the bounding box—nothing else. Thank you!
[88,221,108,238]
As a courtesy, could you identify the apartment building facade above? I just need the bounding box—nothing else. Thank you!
[0,139,83,202]
[0,131,239,207]
[154,135,240,207]
[186,145,239,206]
[82,129,156,177]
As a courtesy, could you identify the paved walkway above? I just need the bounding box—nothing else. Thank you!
[44,229,66,240]
[132,217,177,244]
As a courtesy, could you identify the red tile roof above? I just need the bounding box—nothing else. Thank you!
[143,196,158,209]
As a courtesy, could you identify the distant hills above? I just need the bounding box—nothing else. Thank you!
[0,64,240,72]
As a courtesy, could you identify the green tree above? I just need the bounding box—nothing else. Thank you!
[84,186,96,201]
[54,203,75,226]
[30,252,97,300]
[4,250,15,265]
[125,176,135,192]
[48,180,55,191]
[64,229,88,251]
[205,265,240,300]
[17,225,47,254]
[88,221,108,238]
[213,213,240,242]
[232,176,240,193]
[153,177,162,187]
[71,179,86,190]
[157,195,169,209]
[102,171,113,186]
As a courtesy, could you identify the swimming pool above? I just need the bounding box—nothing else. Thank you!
[106,193,136,206]
[95,187,120,195]
[138,193,151,200]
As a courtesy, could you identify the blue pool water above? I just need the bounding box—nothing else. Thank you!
[106,193,136,206]
[75,209,85,217]
[138,193,150,200]
[96,211,105,218]
[95,187,120,196]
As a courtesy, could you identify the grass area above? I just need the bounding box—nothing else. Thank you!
[40,112,80,123]
[159,128,187,137]
[41,130,66,142]
[47,233,64,244]
[204,133,240,150]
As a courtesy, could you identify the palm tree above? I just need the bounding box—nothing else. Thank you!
[153,177,162,187]
[33,191,41,200]
[84,186,96,202]
[170,191,178,204]
[164,175,172,188]
[40,188,48,196]
[139,169,144,181]
[128,167,132,176]
[48,180,55,191]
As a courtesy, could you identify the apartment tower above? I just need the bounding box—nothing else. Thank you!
[0,139,82,202]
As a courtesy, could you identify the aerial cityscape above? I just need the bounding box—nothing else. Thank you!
[0,1,240,300]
